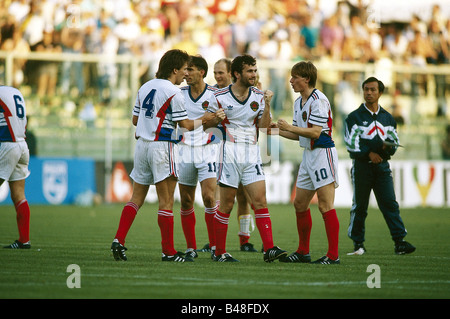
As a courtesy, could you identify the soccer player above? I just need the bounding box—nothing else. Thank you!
[344,77,415,255]
[110,49,224,262]
[204,54,287,262]
[213,58,258,253]
[177,55,220,261]
[274,61,340,264]
[0,86,32,249]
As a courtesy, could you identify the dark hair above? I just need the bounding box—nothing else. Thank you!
[231,54,256,82]
[362,77,385,93]
[189,55,208,78]
[291,61,317,87]
[156,49,190,79]
[215,58,231,73]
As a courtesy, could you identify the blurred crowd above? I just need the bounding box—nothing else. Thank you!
[0,0,449,110]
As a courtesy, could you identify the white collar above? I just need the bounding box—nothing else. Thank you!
[363,103,380,115]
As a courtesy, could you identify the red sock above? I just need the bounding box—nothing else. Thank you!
[181,207,196,250]
[296,208,312,255]
[15,199,30,243]
[114,202,138,245]
[158,210,177,256]
[214,210,229,256]
[239,234,250,246]
[254,208,274,252]
[205,204,217,248]
[322,209,340,260]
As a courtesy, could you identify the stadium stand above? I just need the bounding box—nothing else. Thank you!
[0,0,449,161]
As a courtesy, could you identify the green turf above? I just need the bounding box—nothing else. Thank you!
[0,203,449,300]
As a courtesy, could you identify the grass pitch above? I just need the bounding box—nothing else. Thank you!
[0,203,449,301]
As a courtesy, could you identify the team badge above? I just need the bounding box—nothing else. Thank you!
[302,111,308,122]
[202,101,209,110]
[250,101,259,112]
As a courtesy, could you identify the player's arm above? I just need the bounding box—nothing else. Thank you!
[277,118,322,140]
[177,118,198,131]
[257,90,273,129]
[201,109,225,129]
[202,97,225,130]
[132,115,138,126]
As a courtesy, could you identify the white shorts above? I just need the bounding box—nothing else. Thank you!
[218,142,265,188]
[296,147,339,191]
[0,141,30,181]
[130,139,178,185]
[178,143,219,186]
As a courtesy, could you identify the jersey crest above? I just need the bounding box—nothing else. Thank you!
[250,101,259,112]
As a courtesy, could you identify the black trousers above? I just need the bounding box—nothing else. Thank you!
[348,160,407,244]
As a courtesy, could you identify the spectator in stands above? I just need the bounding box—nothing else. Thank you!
[93,23,118,103]
[114,10,141,99]
[35,30,61,98]
[0,23,30,88]
[59,9,85,96]
[384,24,409,64]
[427,19,448,117]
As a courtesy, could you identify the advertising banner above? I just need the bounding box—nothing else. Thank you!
[0,157,96,205]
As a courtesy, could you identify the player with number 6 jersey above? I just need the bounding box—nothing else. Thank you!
[0,85,32,250]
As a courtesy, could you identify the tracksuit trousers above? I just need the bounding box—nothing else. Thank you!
[348,160,407,244]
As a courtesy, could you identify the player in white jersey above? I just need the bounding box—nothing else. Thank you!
[214,58,257,252]
[111,49,225,262]
[204,54,287,262]
[177,55,220,260]
[0,86,32,249]
[274,61,340,264]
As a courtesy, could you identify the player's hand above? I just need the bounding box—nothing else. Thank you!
[266,122,279,135]
[277,119,290,131]
[264,90,274,104]
[215,109,226,122]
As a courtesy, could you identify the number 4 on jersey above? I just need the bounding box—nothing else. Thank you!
[142,89,156,118]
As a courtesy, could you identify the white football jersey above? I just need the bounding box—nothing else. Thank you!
[179,84,218,146]
[207,84,267,144]
[0,86,27,142]
[133,79,188,142]
[292,88,335,150]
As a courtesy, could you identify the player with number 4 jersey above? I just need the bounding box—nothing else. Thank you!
[111,50,225,263]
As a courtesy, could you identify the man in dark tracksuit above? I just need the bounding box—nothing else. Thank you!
[344,77,415,255]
